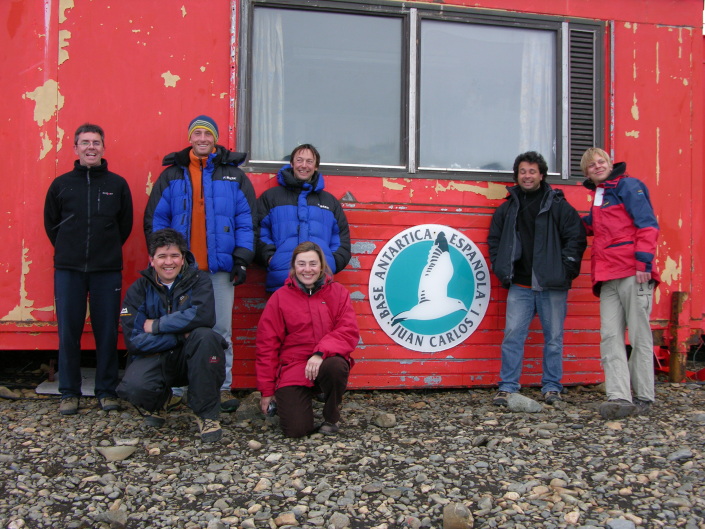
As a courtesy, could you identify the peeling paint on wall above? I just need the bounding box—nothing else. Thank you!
[352,241,376,255]
[631,94,639,120]
[23,80,64,126]
[660,255,682,285]
[59,0,75,24]
[59,30,71,65]
[181,6,187,17]
[1,244,51,322]
[39,132,53,160]
[435,180,509,200]
[57,126,65,153]
[625,130,640,138]
[656,127,661,185]
[382,178,406,191]
[161,71,180,87]
[145,172,153,196]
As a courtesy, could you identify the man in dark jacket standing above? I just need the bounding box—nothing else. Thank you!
[44,123,133,415]
[488,151,586,407]
[117,229,226,443]
[143,115,255,412]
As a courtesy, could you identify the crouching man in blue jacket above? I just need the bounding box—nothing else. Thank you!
[117,228,226,443]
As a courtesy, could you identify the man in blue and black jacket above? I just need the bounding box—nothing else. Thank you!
[143,115,255,412]
[118,229,226,443]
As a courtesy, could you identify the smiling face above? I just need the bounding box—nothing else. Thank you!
[291,148,318,181]
[149,244,185,284]
[74,132,105,167]
[586,153,613,184]
[516,161,543,192]
[189,128,215,157]
[294,250,322,288]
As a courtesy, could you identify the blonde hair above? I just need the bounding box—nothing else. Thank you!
[580,147,612,176]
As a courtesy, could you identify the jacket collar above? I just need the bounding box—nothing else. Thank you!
[72,159,109,174]
[277,165,324,192]
[582,161,627,190]
[162,145,247,168]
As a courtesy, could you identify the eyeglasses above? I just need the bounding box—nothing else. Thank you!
[77,140,103,147]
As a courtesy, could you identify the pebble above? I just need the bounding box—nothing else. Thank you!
[0,383,703,528]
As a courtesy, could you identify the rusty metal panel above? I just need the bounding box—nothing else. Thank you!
[1,0,703,390]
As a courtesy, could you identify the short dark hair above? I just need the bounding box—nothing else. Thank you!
[290,241,332,277]
[148,229,188,257]
[512,151,548,181]
[289,144,320,169]
[74,123,105,145]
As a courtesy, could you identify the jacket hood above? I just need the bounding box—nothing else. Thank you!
[277,165,325,193]
[583,161,627,191]
[162,145,247,168]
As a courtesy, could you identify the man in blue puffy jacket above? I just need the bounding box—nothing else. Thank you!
[256,144,351,292]
[143,116,255,412]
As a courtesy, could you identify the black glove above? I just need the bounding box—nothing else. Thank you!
[230,262,247,286]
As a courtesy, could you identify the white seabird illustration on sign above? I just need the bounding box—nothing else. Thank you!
[392,231,468,325]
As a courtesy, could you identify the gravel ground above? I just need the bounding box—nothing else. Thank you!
[0,379,704,529]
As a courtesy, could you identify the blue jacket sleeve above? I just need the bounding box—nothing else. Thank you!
[232,173,257,266]
[330,199,351,273]
[143,168,176,245]
[120,279,180,355]
[152,271,217,335]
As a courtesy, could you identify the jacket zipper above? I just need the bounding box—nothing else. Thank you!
[84,169,91,272]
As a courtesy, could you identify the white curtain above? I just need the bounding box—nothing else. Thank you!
[252,11,284,161]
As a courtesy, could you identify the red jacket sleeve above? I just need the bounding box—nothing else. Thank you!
[315,284,359,366]
[255,292,286,397]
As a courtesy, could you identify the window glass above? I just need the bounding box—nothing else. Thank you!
[419,20,556,172]
[251,8,403,166]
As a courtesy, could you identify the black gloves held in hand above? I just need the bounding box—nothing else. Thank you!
[230,262,247,286]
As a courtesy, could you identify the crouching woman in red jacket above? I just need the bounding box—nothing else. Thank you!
[256,241,359,437]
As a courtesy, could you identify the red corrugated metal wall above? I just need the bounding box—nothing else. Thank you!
[1,0,702,389]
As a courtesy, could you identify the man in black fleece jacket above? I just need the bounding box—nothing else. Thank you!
[44,123,133,416]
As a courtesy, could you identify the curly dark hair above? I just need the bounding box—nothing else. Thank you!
[512,151,548,181]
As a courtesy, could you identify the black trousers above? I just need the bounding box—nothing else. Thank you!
[117,327,225,420]
[275,355,350,438]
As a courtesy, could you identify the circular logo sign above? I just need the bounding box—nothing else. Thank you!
[369,224,490,352]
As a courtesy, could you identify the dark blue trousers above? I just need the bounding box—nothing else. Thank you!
[54,269,122,399]
[117,327,226,420]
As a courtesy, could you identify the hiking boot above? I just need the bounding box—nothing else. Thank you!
[220,390,240,413]
[598,399,636,419]
[492,391,510,407]
[544,391,562,405]
[166,393,185,412]
[59,397,79,415]
[319,422,339,436]
[196,417,223,443]
[99,396,120,412]
[139,407,166,428]
[633,398,652,415]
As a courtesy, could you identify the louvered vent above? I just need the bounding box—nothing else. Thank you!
[569,27,601,178]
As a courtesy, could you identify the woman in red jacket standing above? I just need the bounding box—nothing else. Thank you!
[256,241,359,437]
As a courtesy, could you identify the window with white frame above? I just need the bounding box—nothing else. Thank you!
[240,1,603,179]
